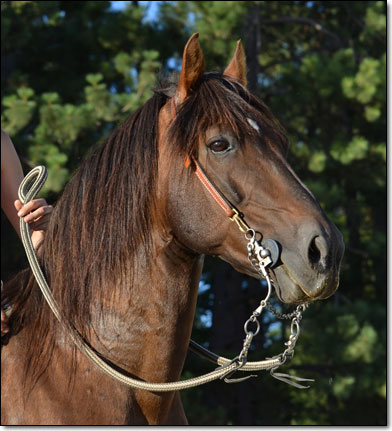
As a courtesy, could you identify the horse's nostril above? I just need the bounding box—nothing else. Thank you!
[308,235,330,272]
[308,237,321,266]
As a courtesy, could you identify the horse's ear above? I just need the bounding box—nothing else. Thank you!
[176,33,205,105]
[224,40,247,87]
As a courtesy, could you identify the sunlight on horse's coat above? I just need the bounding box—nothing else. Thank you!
[1,34,343,425]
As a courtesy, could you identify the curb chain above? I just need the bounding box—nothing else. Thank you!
[266,301,308,320]
[221,229,313,388]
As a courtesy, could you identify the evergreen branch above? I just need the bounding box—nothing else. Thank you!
[260,16,342,48]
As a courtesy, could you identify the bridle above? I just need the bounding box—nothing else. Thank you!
[14,143,314,390]
[185,155,312,386]
[185,155,281,264]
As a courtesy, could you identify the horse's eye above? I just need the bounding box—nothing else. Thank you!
[210,140,230,153]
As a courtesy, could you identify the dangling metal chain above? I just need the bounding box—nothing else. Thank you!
[266,302,309,320]
[268,304,314,389]
[221,229,313,388]
[220,229,273,382]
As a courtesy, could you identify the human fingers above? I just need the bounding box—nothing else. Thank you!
[20,204,53,224]
[30,219,50,232]
[14,199,23,212]
[29,209,52,227]
[16,198,51,218]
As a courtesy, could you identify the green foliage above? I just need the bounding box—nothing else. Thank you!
[330,136,369,165]
[342,56,384,105]
[2,87,36,136]
[2,2,163,193]
[361,1,386,40]
[308,150,327,172]
[1,0,386,426]
[289,299,386,425]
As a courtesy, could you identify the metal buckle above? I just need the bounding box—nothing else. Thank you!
[230,208,250,234]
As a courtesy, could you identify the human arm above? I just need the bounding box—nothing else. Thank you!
[1,131,54,335]
[1,130,53,250]
[1,130,24,236]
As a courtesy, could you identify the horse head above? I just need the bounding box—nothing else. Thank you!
[157,33,344,305]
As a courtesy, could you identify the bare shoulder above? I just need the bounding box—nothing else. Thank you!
[1,129,13,151]
[1,130,19,174]
[2,130,14,164]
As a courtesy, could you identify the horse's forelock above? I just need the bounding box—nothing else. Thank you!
[168,72,288,159]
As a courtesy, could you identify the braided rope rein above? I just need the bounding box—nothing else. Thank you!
[17,166,309,391]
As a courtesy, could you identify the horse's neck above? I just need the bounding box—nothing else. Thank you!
[91,233,204,383]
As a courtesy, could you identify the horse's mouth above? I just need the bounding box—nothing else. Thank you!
[226,255,338,305]
[272,265,339,304]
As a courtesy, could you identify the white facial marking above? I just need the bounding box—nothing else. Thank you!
[247,118,260,132]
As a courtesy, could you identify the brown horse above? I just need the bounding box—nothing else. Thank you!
[1,34,344,425]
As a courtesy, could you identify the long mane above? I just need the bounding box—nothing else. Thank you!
[4,72,288,393]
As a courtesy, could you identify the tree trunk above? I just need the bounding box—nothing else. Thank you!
[244,3,262,93]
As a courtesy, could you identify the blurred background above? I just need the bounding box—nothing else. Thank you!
[1,1,386,425]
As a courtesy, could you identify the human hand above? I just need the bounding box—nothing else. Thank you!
[14,198,53,250]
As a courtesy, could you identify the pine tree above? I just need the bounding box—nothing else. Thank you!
[1,1,386,425]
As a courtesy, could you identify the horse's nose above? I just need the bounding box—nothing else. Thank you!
[299,221,343,275]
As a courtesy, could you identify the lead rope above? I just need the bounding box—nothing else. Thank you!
[16,166,312,391]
